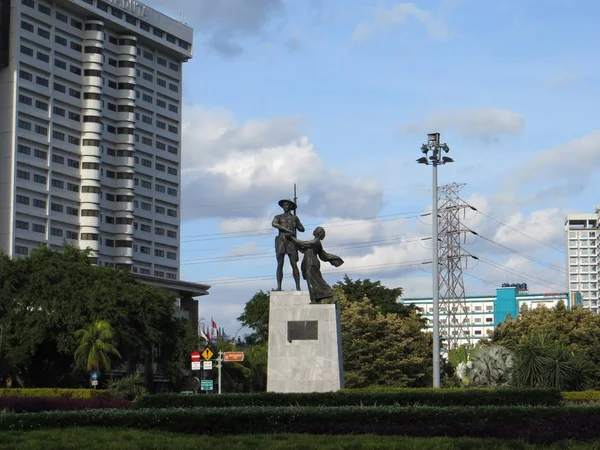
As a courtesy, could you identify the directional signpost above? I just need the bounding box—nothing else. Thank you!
[215,351,246,395]
[189,349,245,395]
[223,351,245,362]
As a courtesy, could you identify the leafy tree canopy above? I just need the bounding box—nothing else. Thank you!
[491,303,600,388]
[338,288,432,388]
[237,290,270,344]
[334,275,416,317]
[0,244,200,389]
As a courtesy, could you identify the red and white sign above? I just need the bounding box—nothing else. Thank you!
[191,351,201,362]
[223,352,245,362]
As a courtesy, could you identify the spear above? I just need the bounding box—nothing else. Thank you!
[293,183,298,237]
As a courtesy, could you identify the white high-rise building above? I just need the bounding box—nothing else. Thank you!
[565,208,599,312]
[0,0,194,282]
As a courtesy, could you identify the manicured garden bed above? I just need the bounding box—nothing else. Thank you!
[2,405,600,443]
[134,388,562,409]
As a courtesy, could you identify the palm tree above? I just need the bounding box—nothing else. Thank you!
[74,320,121,374]
[513,331,593,390]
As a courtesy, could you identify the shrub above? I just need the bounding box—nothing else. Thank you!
[0,389,108,399]
[0,396,130,413]
[108,374,147,401]
[133,388,561,409]
[563,391,600,402]
[1,405,600,443]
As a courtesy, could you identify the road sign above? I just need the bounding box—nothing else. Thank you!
[203,361,213,370]
[191,361,201,370]
[191,351,201,362]
[201,379,213,391]
[201,347,213,360]
[91,380,98,386]
[223,351,245,362]
[90,371,98,381]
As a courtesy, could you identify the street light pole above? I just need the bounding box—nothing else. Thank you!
[416,132,453,389]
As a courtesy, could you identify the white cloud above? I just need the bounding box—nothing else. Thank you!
[353,2,449,43]
[516,130,600,181]
[181,106,384,220]
[143,0,285,57]
[492,209,565,250]
[401,107,525,141]
[546,74,575,90]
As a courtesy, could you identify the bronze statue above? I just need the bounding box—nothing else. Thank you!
[272,199,305,291]
[287,226,344,303]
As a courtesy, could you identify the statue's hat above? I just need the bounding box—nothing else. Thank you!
[278,199,297,210]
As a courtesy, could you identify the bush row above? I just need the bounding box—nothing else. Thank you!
[0,388,107,399]
[134,388,562,409]
[563,391,600,402]
[0,396,131,413]
[2,405,600,443]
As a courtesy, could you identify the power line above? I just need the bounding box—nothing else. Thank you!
[180,210,427,242]
[468,206,566,254]
[201,259,432,285]
[466,231,567,274]
[463,272,500,287]
[181,234,427,265]
[476,257,566,292]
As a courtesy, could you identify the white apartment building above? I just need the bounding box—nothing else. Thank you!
[565,208,599,312]
[0,0,194,282]
[403,287,578,349]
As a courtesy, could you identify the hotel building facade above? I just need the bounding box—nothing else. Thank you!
[565,208,599,312]
[0,0,209,339]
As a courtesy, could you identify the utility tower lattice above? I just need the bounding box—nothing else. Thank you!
[437,182,471,351]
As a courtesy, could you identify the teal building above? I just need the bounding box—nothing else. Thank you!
[402,287,581,349]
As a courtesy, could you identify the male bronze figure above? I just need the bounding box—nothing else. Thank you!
[272,199,305,291]
[287,226,344,303]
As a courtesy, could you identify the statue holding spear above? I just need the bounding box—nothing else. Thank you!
[272,184,305,291]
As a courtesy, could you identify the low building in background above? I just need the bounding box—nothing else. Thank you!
[402,286,581,349]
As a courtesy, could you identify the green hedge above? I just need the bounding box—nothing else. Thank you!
[0,389,107,399]
[563,391,600,402]
[1,405,599,443]
[134,388,561,409]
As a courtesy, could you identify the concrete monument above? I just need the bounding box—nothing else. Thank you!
[267,198,344,393]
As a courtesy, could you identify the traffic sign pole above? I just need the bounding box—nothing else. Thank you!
[217,351,223,395]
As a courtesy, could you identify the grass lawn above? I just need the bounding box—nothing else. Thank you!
[1,428,600,450]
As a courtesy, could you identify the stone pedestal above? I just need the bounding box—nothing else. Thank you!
[267,290,344,393]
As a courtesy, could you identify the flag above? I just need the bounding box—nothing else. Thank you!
[211,318,218,338]
[206,326,211,342]
[199,327,208,343]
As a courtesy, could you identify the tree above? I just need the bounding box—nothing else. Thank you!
[338,289,432,388]
[237,290,270,344]
[0,244,200,389]
[74,320,121,374]
[335,275,414,316]
[491,303,600,388]
[512,331,592,391]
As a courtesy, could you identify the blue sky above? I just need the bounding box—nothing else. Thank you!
[143,0,600,336]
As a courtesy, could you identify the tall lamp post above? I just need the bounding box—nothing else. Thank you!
[416,132,453,388]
